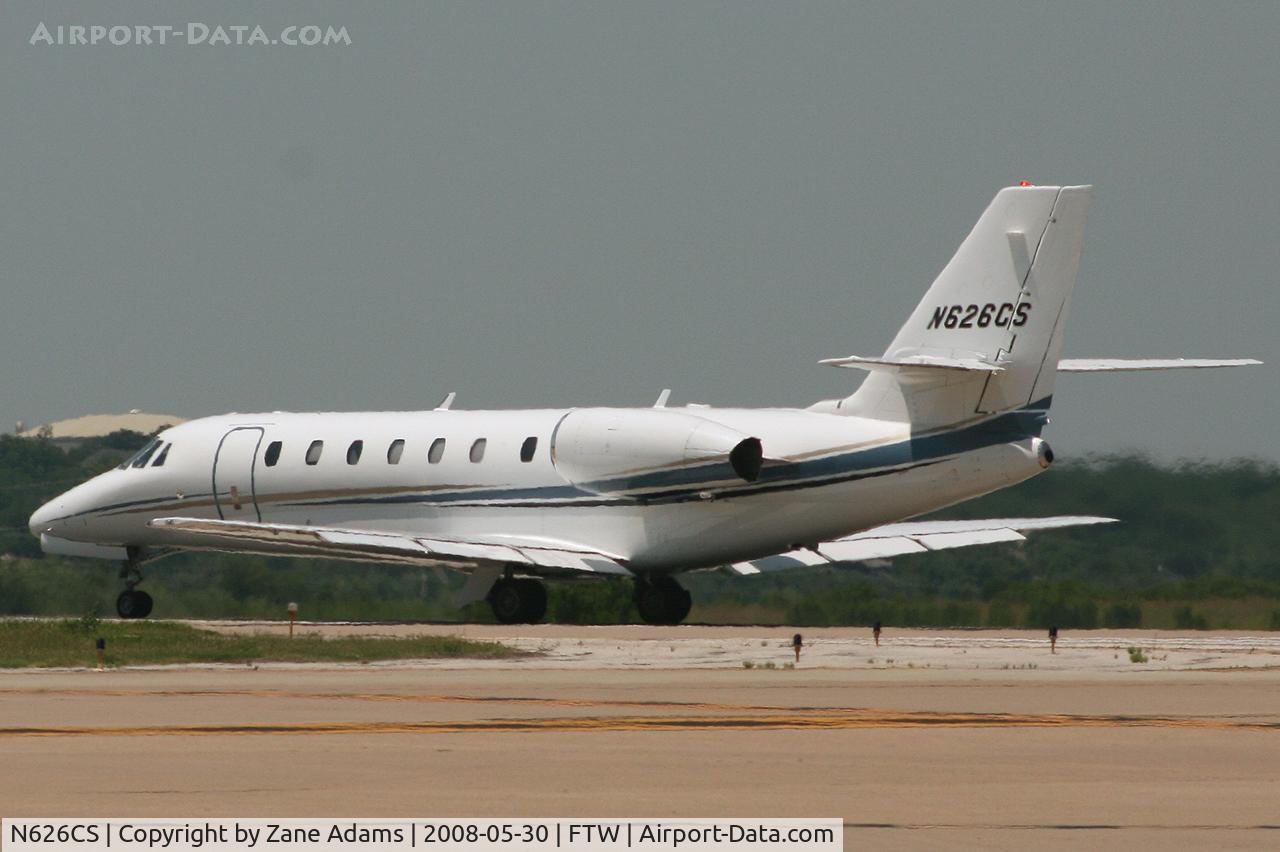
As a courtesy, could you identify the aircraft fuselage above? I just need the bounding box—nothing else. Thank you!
[31,404,1050,572]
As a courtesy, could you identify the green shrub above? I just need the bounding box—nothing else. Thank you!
[1173,605,1209,630]
[1104,601,1143,628]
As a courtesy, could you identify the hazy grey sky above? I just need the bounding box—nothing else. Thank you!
[3,1,1276,461]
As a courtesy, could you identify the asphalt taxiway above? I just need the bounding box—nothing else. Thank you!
[3,625,1279,851]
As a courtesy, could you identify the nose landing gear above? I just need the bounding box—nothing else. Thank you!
[116,560,153,619]
[116,589,153,619]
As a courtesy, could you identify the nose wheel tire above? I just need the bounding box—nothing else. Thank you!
[634,576,692,625]
[487,578,547,624]
[116,589,153,619]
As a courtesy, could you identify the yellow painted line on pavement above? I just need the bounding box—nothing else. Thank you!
[4,688,775,711]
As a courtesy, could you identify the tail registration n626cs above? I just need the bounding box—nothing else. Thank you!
[928,302,1030,330]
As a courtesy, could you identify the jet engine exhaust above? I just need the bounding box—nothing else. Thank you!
[1034,437,1054,469]
[729,437,764,482]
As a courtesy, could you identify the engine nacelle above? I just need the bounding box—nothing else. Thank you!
[550,408,764,495]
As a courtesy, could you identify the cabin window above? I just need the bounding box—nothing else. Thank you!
[520,436,538,462]
[347,440,364,465]
[428,437,446,464]
[305,440,324,465]
[469,438,487,463]
[387,439,405,464]
[151,444,171,467]
[130,439,162,469]
[263,441,282,467]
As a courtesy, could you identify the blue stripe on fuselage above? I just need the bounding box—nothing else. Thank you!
[288,399,1050,509]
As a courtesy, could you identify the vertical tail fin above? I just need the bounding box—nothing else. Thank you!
[831,184,1092,426]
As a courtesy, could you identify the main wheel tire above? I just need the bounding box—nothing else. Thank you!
[488,578,549,624]
[515,578,547,623]
[668,586,693,624]
[635,577,690,625]
[116,589,153,619]
[634,582,666,624]
[488,579,526,624]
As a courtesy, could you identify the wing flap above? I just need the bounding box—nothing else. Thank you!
[420,539,526,563]
[320,529,432,556]
[729,550,829,575]
[816,536,928,562]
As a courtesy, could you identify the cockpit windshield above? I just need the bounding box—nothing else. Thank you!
[118,438,163,470]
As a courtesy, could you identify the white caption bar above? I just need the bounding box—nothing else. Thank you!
[3,819,841,852]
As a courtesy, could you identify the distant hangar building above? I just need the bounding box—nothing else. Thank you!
[16,410,186,443]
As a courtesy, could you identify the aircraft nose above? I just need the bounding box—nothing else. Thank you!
[29,498,61,538]
[30,477,110,545]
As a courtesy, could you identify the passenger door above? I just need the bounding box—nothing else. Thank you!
[213,427,264,521]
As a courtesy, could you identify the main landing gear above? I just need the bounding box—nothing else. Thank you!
[634,575,692,625]
[487,577,548,624]
[116,560,153,619]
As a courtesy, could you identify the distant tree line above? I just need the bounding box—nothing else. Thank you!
[0,431,152,557]
[3,432,1279,628]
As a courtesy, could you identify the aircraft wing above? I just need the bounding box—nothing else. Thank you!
[147,517,633,577]
[727,516,1116,574]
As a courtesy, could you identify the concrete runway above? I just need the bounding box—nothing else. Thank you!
[3,624,1280,850]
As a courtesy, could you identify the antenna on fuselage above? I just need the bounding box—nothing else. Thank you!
[653,388,672,408]
[435,391,457,411]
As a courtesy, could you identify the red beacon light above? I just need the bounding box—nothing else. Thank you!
[1018,180,1033,187]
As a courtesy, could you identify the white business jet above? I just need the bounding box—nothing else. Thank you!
[29,184,1259,623]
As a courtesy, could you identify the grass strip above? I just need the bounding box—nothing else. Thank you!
[0,619,525,668]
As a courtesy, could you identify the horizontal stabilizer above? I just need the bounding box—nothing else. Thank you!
[1059,358,1261,372]
[148,517,632,577]
[729,516,1115,575]
[819,354,1004,374]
